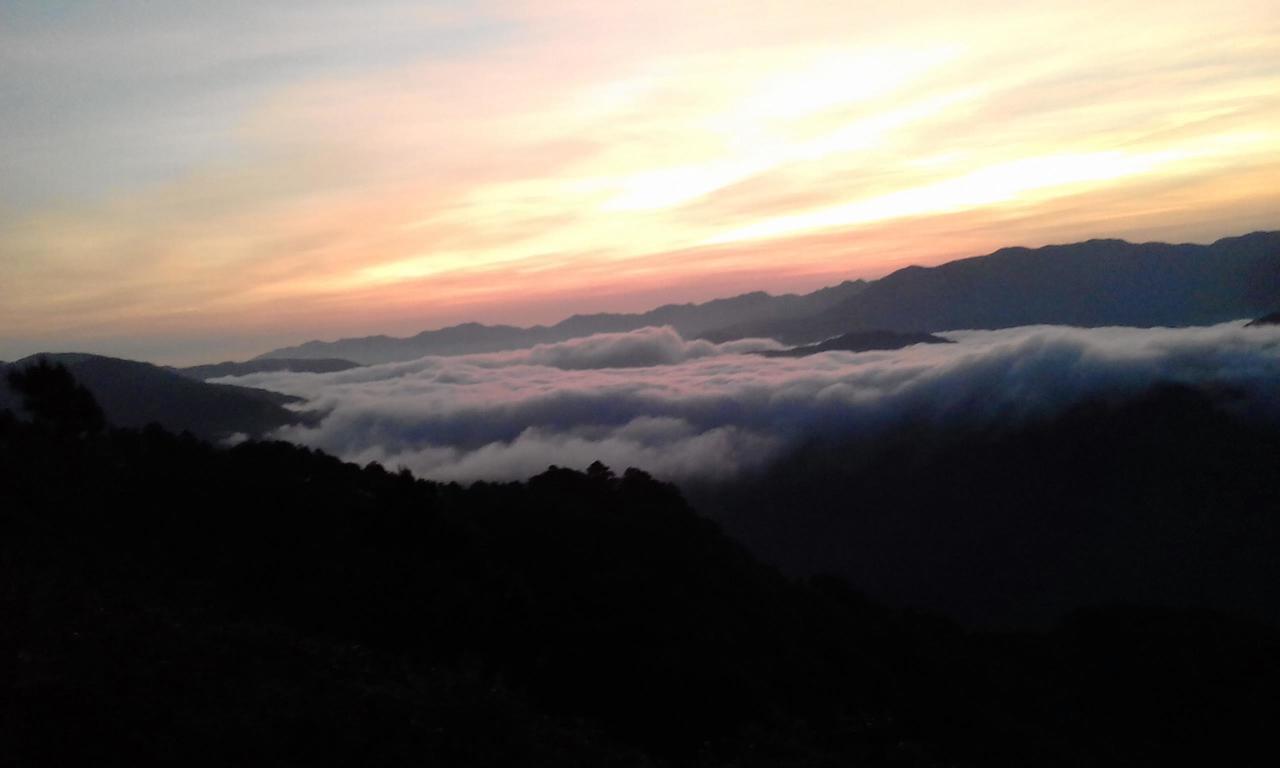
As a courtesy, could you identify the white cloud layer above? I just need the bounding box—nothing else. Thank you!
[219,322,1280,483]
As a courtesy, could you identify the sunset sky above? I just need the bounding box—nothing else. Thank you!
[2,0,1278,364]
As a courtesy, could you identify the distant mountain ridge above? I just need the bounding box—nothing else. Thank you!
[256,231,1280,364]
[706,231,1280,343]
[1,353,310,440]
[256,280,868,364]
[756,330,952,357]
[176,357,361,380]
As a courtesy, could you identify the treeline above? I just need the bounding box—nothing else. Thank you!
[2,364,1279,766]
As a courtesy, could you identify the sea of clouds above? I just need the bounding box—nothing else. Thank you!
[218,323,1280,483]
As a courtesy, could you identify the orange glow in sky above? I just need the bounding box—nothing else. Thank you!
[1,0,1278,363]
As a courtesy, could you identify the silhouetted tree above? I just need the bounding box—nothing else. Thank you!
[586,460,615,482]
[6,358,104,435]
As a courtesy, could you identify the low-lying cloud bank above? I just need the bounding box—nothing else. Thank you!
[220,322,1280,483]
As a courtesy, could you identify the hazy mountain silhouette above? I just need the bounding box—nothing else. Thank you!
[253,231,1277,362]
[756,330,952,357]
[0,353,309,440]
[1246,310,1280,327]
[176,357,361,380]
[705,232,1280,343]
[255,280,868,364]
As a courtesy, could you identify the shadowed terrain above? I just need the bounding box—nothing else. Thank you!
[691,383,1280,627]
[3,365,1279,766]
[0,354,310,441]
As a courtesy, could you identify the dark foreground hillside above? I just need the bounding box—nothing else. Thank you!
[0,354,308,441]
[693,384,1280,629]
[3,366,1279,766]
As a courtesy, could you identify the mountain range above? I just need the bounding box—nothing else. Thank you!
[256,280,868,364]
[706,231,1280,343]
[5,231,1277,441]
[6,232,1280,766]
[256,231,1280,364]
[174,357,361,381]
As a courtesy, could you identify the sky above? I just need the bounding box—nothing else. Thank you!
[2,0,1278,364]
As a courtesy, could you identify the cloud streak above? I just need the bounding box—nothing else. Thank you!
[220,322,1280,483]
